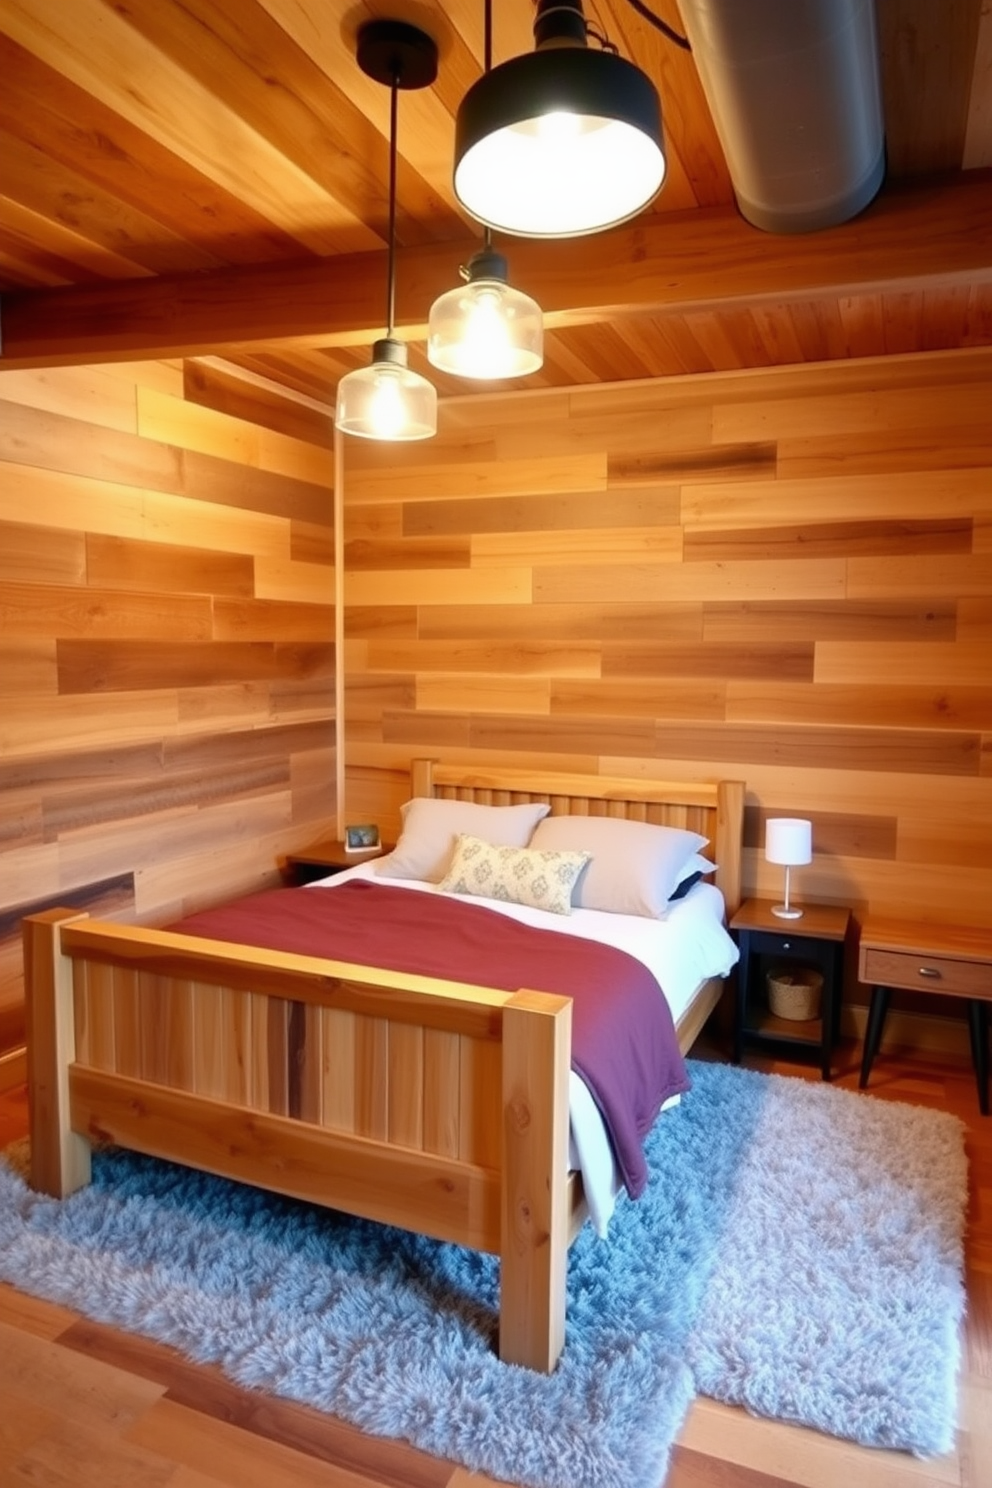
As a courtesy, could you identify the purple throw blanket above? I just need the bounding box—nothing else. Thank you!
[169,880,690,1197]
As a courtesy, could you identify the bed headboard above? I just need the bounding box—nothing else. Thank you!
[410,760,745,919]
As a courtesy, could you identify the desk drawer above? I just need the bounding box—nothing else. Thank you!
[861,947,992,998]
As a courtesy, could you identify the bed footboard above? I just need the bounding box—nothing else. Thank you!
[23,908,573,1373]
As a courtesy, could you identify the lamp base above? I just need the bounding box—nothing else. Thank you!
[771,903,804,920]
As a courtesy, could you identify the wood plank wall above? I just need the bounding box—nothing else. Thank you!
[0,360,337,1057]
[341,347,992,958]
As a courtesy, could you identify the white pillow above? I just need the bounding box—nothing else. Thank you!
[529,815,708,918]
[377,797,550,884]
[437,834,591,916]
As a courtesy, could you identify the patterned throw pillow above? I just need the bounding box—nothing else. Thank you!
[436,834,591,916]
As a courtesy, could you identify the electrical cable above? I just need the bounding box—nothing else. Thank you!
[621,0,691,51]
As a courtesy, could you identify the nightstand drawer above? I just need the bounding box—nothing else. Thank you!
[860,946,991,999]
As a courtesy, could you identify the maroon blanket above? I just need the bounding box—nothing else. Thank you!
[169,880,690,1197]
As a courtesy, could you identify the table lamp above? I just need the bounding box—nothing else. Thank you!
[765,818,812,919]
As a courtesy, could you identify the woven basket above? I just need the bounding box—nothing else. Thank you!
[767,966,823,1021]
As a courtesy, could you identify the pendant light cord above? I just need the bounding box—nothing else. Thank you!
[386,69,399,337]
[483,0,493,256]
[619,0,691,50]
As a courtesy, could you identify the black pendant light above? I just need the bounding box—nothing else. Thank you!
[453,0,666,239]
[335,20,438,441]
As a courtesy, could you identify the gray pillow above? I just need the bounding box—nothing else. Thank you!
[377,797,550,884]
[529,815,708,917]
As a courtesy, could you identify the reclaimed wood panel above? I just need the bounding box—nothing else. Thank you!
[534,557,847,604]
[472,527,684,568]
[419,601,705,643]
[0,366,140,431]
[0,521,85,586]
[402,488,683,536]
[551,678,725,721]
[343,454,605,505]
[85,535,255,598]
[0,460,292,558]
[728,681,992,730]
[346,568,531,607]
[702,599,956,643]
[418,677,551,716]
[682,467,992,529]
[684,517,973,562]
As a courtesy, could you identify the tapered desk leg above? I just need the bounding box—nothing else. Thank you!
[967,1000,989,1117]
[859,985,891,1089]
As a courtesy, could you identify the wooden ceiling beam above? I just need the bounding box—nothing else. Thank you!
[1,172,990,369]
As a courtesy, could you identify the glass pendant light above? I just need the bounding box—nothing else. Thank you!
[427,236,543,378]
[453,0,666,239]
[335,21,438,442]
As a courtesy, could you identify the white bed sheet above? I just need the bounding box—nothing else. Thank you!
[307,861,739,1235]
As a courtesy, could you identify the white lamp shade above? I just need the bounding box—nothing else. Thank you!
[428,267,543,379]
[453,48,666,238]
[335,339,437,442]
[765,818,813,867]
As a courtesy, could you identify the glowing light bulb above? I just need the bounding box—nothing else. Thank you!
[535,110,581,142]
[452,285,513,377]
[367,366,407,439]
[334,338,437,441]
[427,249,543,380]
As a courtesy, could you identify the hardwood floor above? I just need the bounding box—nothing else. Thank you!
[1,1038,989,1488]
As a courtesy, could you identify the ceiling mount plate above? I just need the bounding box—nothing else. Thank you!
[356,19,438,91]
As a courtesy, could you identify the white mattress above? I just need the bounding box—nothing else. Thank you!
[308,860,739,1235]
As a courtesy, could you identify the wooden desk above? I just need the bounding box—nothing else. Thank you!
[858,916,991,1114]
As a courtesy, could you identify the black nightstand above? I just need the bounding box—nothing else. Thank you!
[284,839,394,886]
[729,898,851,1080]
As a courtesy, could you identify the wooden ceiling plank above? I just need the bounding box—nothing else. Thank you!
[0,197,151,286]
[3,173,991,368]
[110,0,461,248]
[0,31,315,270]
[0,0,378,256]
[256,0,482,213]
[0,127,218,278]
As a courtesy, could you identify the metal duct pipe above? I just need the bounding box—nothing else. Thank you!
[676,0,885,232]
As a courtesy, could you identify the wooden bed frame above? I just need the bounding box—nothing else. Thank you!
[23,760,744,1374]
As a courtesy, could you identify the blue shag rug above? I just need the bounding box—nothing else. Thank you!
[0,1061,967,1488]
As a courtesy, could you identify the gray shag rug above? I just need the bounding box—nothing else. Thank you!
[0,1061,967,1488]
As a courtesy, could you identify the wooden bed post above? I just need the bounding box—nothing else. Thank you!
[411,757,436,798]
[715,780,746,919]
[23,908,93,1198]
[499,989,572,1372]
